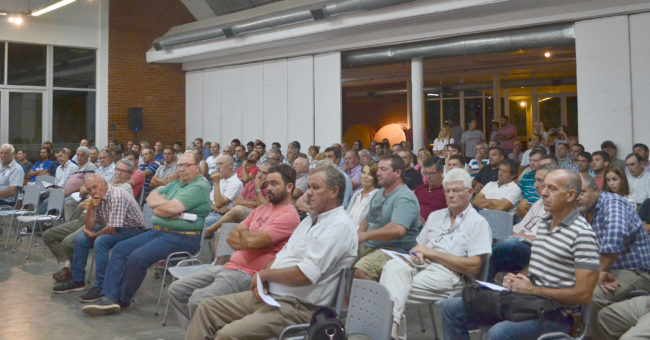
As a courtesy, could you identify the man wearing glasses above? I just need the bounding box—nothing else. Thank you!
[83,151,211,315]
[379,168,492,339]
[413,157,447,225]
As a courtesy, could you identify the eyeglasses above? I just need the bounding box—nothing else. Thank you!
[178,163,197,169]
[444,188,467,195]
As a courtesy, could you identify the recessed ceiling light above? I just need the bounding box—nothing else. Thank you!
[519,101,527,108]
[544,51,552,58]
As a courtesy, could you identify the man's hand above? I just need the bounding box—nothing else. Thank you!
[598,271,620,293]
[357,231,367,244]
[88,197,101,210]
[254,176,265,191]
[411,244,433,264]
[250,272,269,302]
[210,172,221,183]
[419,216,425,226]
[508,273,535,294]
[83,228,98,239]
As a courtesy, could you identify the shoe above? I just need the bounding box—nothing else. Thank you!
[52,267,72,283]
[80,287,103,303]
[53,280,86,294]
[82,297,121,316]
[19,226,32,236]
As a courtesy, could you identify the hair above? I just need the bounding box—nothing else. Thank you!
[354,140,363,148]
[537,163,560,173]
[140,141,151,149]
[500,158,519,176]
[358,149,371,158]
[364,162,379,186]
[345,150,359,160]
[117,159,135,173]
[540,154,558,164]
[184,150,201,164]
[488,146,506,158]
[633,143,649,153]
[163,145,174,152]
[231,139,241,146]
[557,142,568,149]
[269,164,296,188]
[592,150,611,163]
[379,154,406,174]
[446,144,461,153]
[442,168,472,189]
[603,165,630,196]
[578,151,592,163]
[529,147,548,158]
[255,141,266,149]
[289,140,301,151]
[449,154,466,166]
[625,153,642,163]
[324,146,341,161]
[601,140,617,150]
[246,141,255,148]
[0,143,15,154]
[309,145,320,153]
[194,137,203,143]
[422,156,444,172]
[268,148,283,158]
[579,172,598,192]
[438,126,452,140]
[40,147,51,155]
[90,146,99,152]
[174,141,183,148]
[573,143,585,152]
[310,164,346,204]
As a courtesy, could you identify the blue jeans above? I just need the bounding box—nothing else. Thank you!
[101,229,201,306]
[441,297,572,340]
[487,236,531,282]
[203,211,222,228]
[71,225,144,287]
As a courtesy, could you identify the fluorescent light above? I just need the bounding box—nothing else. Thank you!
[31,0,77,16]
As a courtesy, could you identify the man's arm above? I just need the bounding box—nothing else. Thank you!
[0,186,18,199]
[149,175,166,188]
[506,268,599,305]
[412,243,485,276]
[598,253,621,293]
[358,222,406,243]
[146,190,185,217]
[226,223,273,250]
[516,198,530,217]
[472,192,513,211]
[258,266,311,287]
[210,174,232,208]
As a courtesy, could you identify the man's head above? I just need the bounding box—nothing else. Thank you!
[625,153,644,177]
[246,141,255,152]
[131,143,141,154]
[397,150,413,169]
[254,142,266,156]
[529,134,541,148]
[217,155,235,178]
[358,149,372,166]
[307,164,346,213]
[392,144,402,154]
[76,146,90,165]
[600,140,618,161]
[267,164,296,205]
[498,159,518,186]
[352,140,363,151]
[85,174,108,201]
[577,152,592,173]
[80,139,89,147]
[422,157,444,189]
[272,142,282,151]
[286,148,299,165]
[534,164,560,196]
[591,151,610,172]
[374,143,384,156]
[556,143,569,159]
[126,141,133,151]
[542,169,582,214]
[448,155,465,170]
[447,144,461,156]
[288,141,301,153]
[115,159,134,184]
[500,115,510,125]
[247,150,260,163]
[324,146,342,166]
[177,152,201,183]
[442,168,473,211]
[43,141,53,151]
[529,148,547,171]
[98,151,113,168]
[577,173,600,214]
[211,142,221,156]
[266,149,283,166]
[15,149,26,162]
[488,147,506,168]
[0,144,15,165]
[292,157,309,175]
[633,143,649,162]
[222,145,233,156]
[468,119,477,130]
[539,154,558,167]
[154,141,163,153]
[343,150,359,170]
[231,139,241,147]
[89,147,99,164]
[475,143,488,159]
[194,138,204,149]
[570,143,585,161]
[377,155,405,188]
[141,148,154,164]
[39,147,51,161]
[234,145,246,160]
[173,141,183,154]
[256,161,271,183]
[163,146,176,164]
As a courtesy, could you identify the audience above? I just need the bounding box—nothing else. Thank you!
[473,158,521,213]
[346,162,379,226]
[473,147,505,192]
[398,149,423,190]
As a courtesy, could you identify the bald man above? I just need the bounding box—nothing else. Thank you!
[204,155,244,228]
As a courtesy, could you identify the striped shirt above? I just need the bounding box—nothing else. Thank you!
[93,185,145,229]
[519,171,539,203]
[529,210,600,289]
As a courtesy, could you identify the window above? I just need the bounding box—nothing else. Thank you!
[539,97,562,131]
[508,99,527,137]
[8,43,46,86]
[53,91,96,144]
[53,47,96,88]
[9,92,43,149]
[567,96,578,137]
[425,100,441,141]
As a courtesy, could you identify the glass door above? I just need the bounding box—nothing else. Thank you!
[0,90,46,159]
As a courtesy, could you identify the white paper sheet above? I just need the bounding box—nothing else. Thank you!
[477,280,509,291]
[41,181,53,188]
[180,213,197,221]
[70,192,83,202]
[380,249,415,267]
[257,274,280,307]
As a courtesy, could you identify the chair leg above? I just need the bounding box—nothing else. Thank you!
[12,219,21,252]
[4,215,15,250]
[87,253,95,285]
[428,302,442,340]
[26,221,37,259]
[154,260,170,315]
[161,288,172,326]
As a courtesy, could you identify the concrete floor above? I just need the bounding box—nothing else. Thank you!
[0,223,439,340]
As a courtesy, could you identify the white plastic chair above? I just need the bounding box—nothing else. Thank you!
[345,279,394,340]
[3,185,40,250]
[479,209,514,241]
[16,188,65,259]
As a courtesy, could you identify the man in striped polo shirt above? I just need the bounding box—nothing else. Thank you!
[442,169,600,339]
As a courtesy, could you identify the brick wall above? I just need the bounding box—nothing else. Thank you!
[108,0,194,147]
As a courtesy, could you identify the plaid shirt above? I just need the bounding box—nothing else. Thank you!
[590,191,650,271]
[93,185,145,229]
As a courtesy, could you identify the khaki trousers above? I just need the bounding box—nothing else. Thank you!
[597,296,650,340]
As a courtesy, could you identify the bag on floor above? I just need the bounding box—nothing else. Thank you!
[305,307,346,340]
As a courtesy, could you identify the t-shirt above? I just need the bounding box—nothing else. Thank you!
[364,185,421,253]
[474,165,499,186]
[224,204,300,275]
[210,174,243,210]
[627,171,650,204]
[151,175,211,231]
[480,181,522,213]
[497,124,517,150]
[468,159,489,178]
[236,164,258,182]
[205,155,218,175]
[403,168,424,191]
[461,130,485,158]
[154,162,178,180]
[413,184,447,221]
[19,161,33,179]
[28,160,57,182]
[131,169,145,198]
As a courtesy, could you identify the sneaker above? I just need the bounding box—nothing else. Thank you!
[80,287,103,303]
[19,226,32,236]
[53,280,86,294]
[52,267,72,283]
[82,297,121,316]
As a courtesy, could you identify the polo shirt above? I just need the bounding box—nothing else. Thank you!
[151,175,211,231]
[474,165,499,186]
[413,184,447,221]
[154,162,178,180]
[364,185,421,253]
[0,160,24,204]
[481,180,522,213]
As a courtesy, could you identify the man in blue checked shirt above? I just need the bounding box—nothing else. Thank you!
[577,173,650,340]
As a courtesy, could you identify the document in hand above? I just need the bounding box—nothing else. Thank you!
[380,249,415,268]
[180,213,197,221]
[476,280,509,292]
[257,274,281,308]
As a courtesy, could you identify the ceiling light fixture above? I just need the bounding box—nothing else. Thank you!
[519,101,527,108]
[544,51,552,58]
[8,15,23,24]
[31,0,77,17]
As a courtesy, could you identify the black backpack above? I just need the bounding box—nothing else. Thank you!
[305,307,346,340]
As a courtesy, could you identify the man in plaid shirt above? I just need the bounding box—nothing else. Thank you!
[577,173,650,339]
[53,174,145,303]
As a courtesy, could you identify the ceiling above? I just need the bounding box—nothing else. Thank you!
[203,0,283,16]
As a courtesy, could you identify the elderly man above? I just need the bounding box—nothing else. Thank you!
[381,168,492,338]
[46,159,136,284]
[343,150,362,192]
[354,155,420,281]
[517,148,546,217]
[324,146,353,208]
[63,146,97,197]
[204,155,243,229]
[53,174,145,303]
[185,164,358,339]
[0,144,25,206]
[359,149,372,167]
[168,164,300,329]
[625,153,650,205]
[150,145,178,189]
[95,150,115,183]
[576,173,650,339]
[292,157,309,199]
[413,157,447,224]
[443,169,600,339]
[473,158,521,213]
[82,152,211,315]
[266,148,283,167]
[138,148,160,199]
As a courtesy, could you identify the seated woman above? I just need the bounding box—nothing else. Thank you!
[432,126,454,157]
[603,165,636,207]
[346,162,379,228]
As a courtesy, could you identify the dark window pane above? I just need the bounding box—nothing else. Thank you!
[9,92,43,156]
[442,99,460,125]
[567,96,578,137]
[464,98,483,128]
[53,47,96,88]
[508,99,527,137]
[52,91,95,145]
[425,100,441,143]
[8,43,46,86]
[0,43,4,84]
[539,97,562,132]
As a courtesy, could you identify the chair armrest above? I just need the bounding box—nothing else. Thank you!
[277,323,310,340]
[176,258,203,267]
[536,332,572,340]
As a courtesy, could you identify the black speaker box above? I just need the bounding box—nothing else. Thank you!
[128,107,143,131]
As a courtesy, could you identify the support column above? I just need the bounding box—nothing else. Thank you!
[411,58,424,151]
[493,75,501,121]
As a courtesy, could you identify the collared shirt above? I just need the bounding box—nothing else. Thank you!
[139,161,160,195]
[0,160,24,203]
[480,180,522,213]
[519,171,539,203]
[561,162,580,173]
[295,173,308,194]
[55,160,78,187]
[346,165,362,193]
[96,162,115,183]
[346,188,378,227]
[93,185,145,229]
[414,184,447,221]
[151,175,211,231]
[529,210,600,289]
[154,161,178,180]
[512,199,547,236]
[417,204,492,261]
[627,171,650,204]
[269,206,358,306]
[590,191,650,271]
[205,155,218,175]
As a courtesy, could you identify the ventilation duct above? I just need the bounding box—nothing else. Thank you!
[342,23,575,67]
[153,0,416,51]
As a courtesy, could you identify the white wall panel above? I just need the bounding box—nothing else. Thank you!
[263,60,288,146]
[202,69,223,145]
[287,56,315,150]
[314,52,342,148]
[242,63,265,144]
[630,12,650,150]
[576,16,633,155]
[221,67,244,146]
[186,71,204,147]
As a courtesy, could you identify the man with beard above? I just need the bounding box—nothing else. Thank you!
[169,164,300,329]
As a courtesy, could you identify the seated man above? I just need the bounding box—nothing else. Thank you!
[123,151,145,198]
[82,152,211,315]
[236,150,260,183]
[413,157,447,224]
[380,168,492,338]
[53,174,146,303]
[149,145,178,189]
[63,146,97,197]
[487,163,559,282]
[443,169,600,339]
[355,155,420,281]
[342,150,362,192]
[473,147,505,192]
[138,148,160,199]
[168,164,300,329]
[26,147,57,183]
[467,143,489,177]
[204,155,243,228]
[184,164,358,339]
[472,158,521,213]
[291,157,309,199]
[516,148,546,217]
[597,295,650,340]
[0,144,25,206]
[576,173,650,339]
[398,150,423,190]
[95,150,115,183]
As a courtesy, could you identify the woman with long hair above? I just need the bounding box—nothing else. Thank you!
[432,126,454,156]
[603,165,636,206]
[346,162,379,227]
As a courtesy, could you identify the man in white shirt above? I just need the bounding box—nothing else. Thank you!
[95,150,115,183]
[0,144,24,206]
[204,155,244,228]
[379,168,492,338]
[185,164,358,339]
[291,157,309,199]
[204,142,221,176]
[472,158,522,213]
[625,153,650,205]
[54,149,78,188]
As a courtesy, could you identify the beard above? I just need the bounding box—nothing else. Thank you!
[268,188,287,204]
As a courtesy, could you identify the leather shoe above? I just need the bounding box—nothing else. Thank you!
[53,267,71,283]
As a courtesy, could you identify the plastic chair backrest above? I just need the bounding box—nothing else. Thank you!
[345,279,394,340]
[35,175,56,190]
[477,253,491,281]
[479,209,513,241]
[22,185,41,210]
[142,204,154,229]
[215,223,237,258]
[46,188,65,217]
